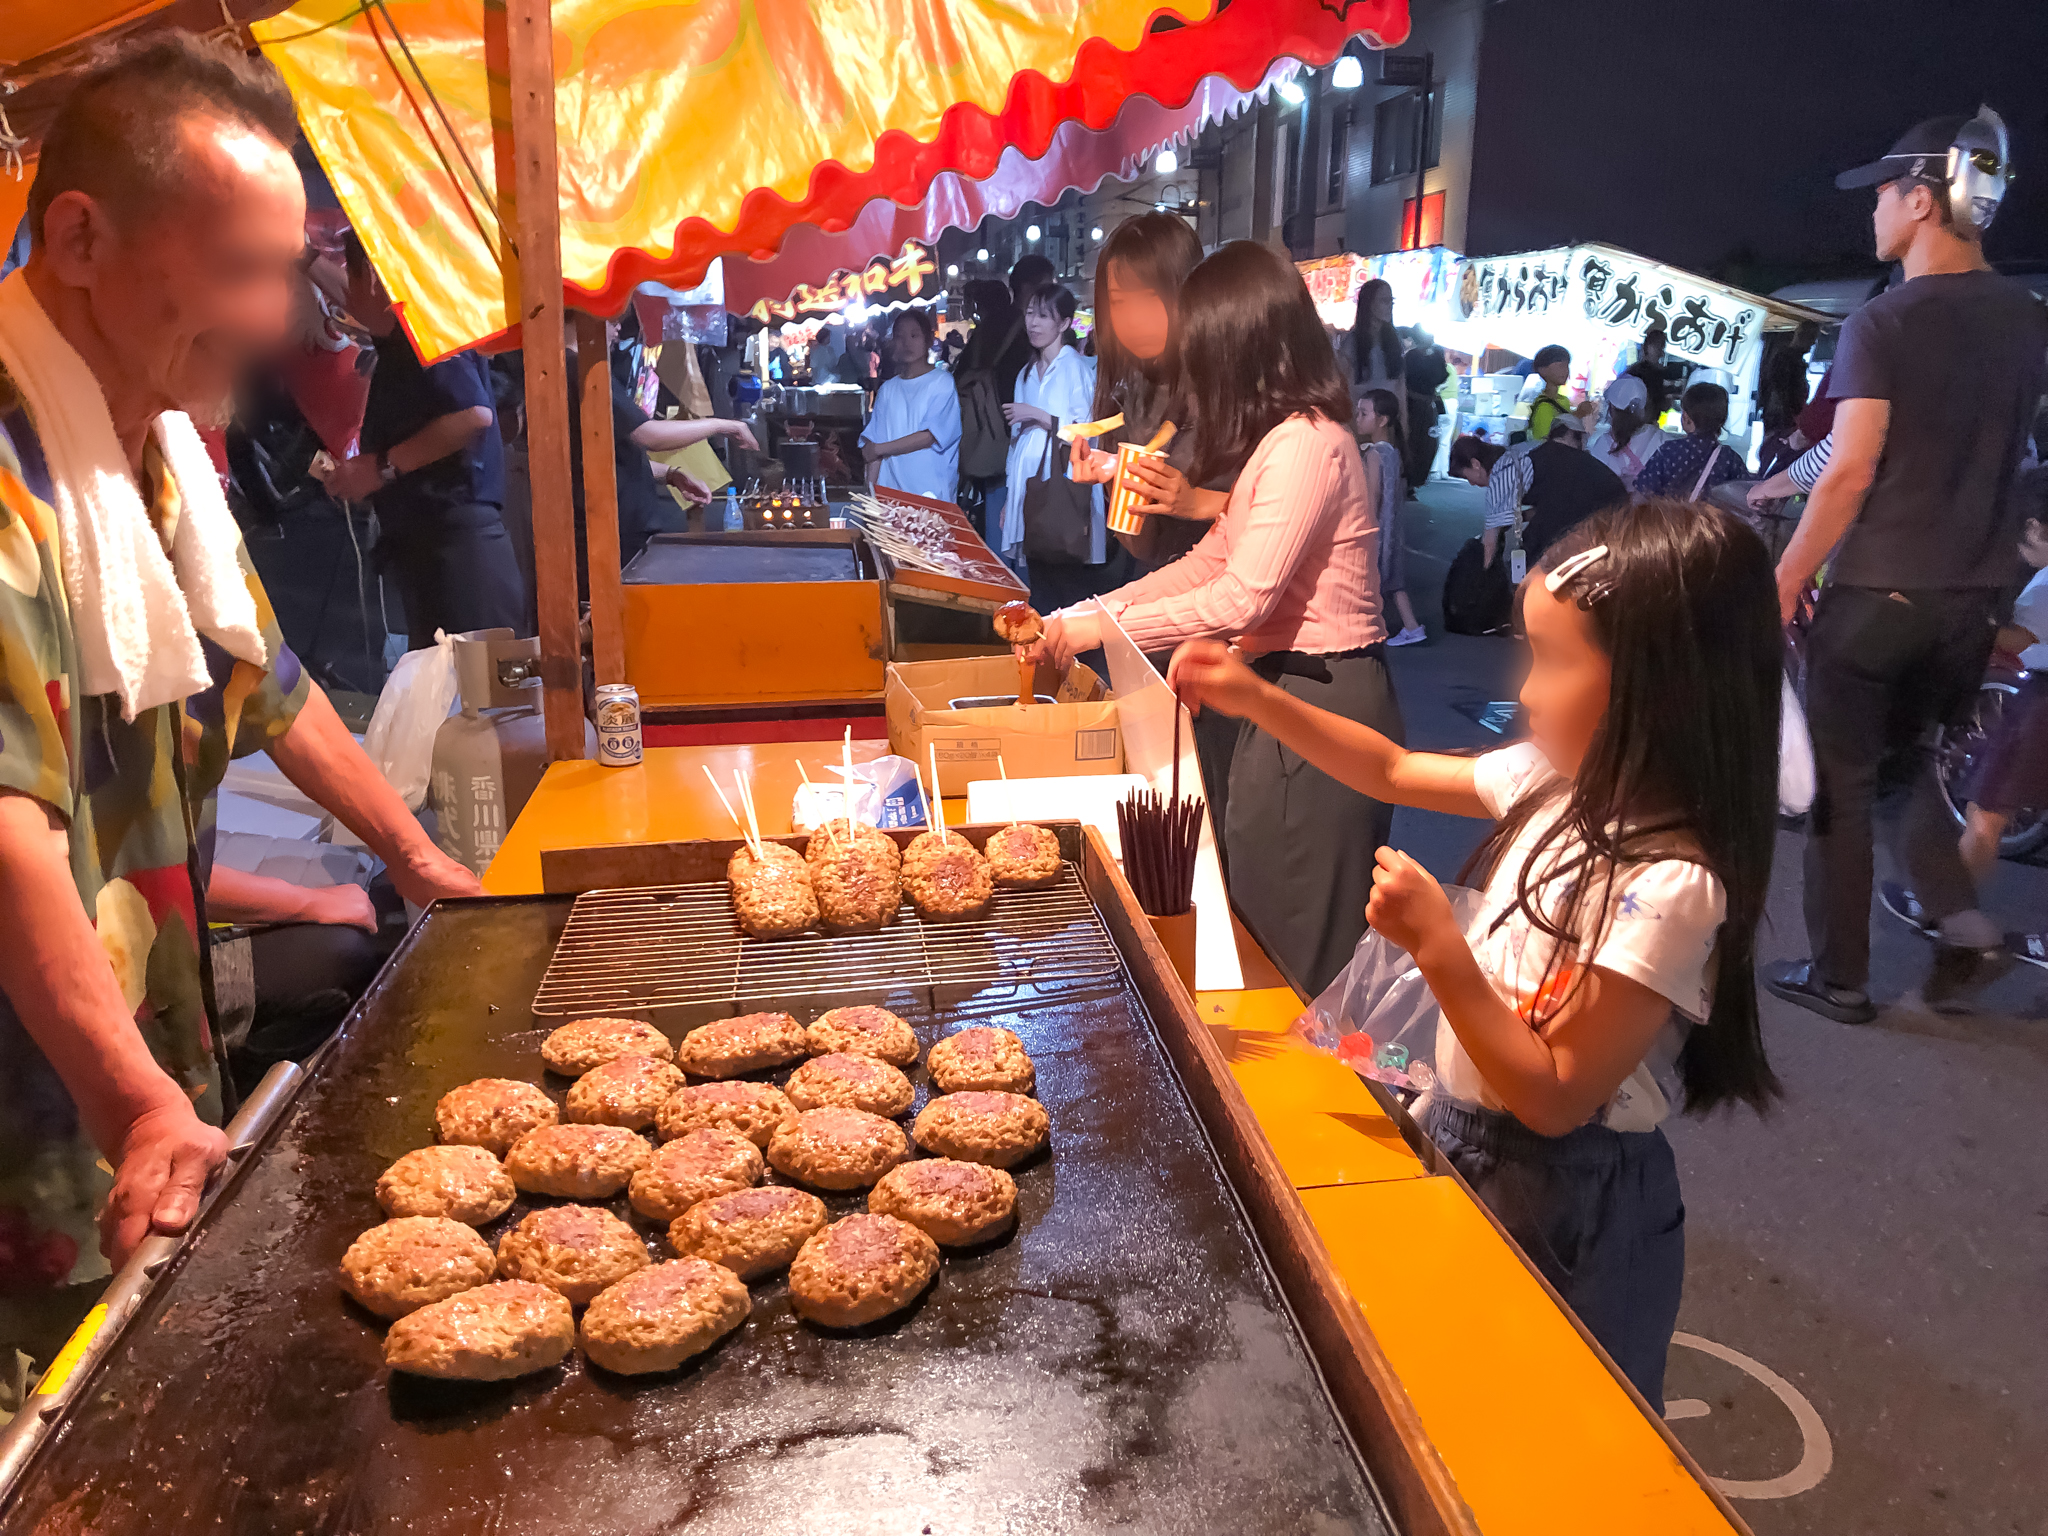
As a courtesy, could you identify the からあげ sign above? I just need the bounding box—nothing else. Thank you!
[747,241,940,324]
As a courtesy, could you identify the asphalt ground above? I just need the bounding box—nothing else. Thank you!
[1384,480,2048,1536]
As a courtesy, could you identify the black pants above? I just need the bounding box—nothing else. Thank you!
[1425,1101,1685,1410]
[383,500,528,648]
[1223,649,1403,995]
[1802,584,1998,987]
[225,920,391,1096]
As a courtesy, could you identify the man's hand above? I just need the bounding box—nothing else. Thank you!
[302,883,378,932]
[724,421,760,453]
[1166,640,1267,720]
[1365,847,1461,959]
[316,453,384,502]
[862,439,886,464]
[388,843,484,908]
[664,466,712,505]
[1021,607,1103,670]
[101,1099,228,1266]
[1777,569,1810,628]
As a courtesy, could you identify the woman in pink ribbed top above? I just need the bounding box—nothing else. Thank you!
[1028,241,1404,993]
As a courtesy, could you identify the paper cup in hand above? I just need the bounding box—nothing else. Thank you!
[1107,443,1163,536]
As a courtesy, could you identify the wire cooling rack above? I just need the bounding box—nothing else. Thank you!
[531,862,1121,1015]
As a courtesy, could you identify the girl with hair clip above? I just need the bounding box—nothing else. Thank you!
[1031,240,1401,994]
[1069,212,1229,576]
[1169,498,1784,1409]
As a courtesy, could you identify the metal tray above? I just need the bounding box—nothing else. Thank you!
[0,896,1389,1535]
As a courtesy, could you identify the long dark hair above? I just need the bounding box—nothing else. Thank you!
[1090,212,1204,425]
[1350,277,1403,381]
[1178,241,1352,486]
[1457,498,1783,1116]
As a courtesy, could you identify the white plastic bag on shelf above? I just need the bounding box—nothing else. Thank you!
[1291,886,1487,1094]
[790,754,928,830]
[359,630,459,811]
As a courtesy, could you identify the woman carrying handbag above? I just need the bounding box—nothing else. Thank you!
[1002,283,1106,611]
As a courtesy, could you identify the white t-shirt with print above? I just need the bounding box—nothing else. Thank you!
[1432,742,1726,1133]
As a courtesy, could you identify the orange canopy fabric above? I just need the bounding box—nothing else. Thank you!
[256,0,1408,360]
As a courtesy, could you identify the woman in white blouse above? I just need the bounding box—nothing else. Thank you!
[1029,242,1403,993]
[1000,282,1104,594]
[860,307,960,503]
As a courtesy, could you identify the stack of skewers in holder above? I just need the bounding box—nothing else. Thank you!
[1115,705,1203,988]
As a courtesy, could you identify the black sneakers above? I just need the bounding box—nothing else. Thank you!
[1878,881,1937,937]
[1762,960,1877,1025]
[2007,931,2048,971]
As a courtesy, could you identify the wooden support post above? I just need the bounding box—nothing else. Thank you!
[572,311,626,686]
[504,0,585,760]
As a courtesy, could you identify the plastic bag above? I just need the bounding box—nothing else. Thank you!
[1291,886,1487,1094]
[359,631,459,811]
[1779,670,1814,816]
[790,754,928,831]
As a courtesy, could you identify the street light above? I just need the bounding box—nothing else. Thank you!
[1026,224,1041,242]
[1154,147,1178,175]
[1276,78,1305,106]
[1091,225,1104,240]
[1331,54,1363,90]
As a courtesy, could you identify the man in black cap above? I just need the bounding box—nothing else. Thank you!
[1766,110,2044,1022]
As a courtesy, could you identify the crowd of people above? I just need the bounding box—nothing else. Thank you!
[3,25,2044,1444]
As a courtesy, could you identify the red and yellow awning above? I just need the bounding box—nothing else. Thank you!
[254,0,1407,359]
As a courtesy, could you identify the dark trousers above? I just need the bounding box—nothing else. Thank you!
[1424,1100,1685,1410]
[1223,649,1402,995]
[383,500,528,648]
[1802,584,1998,987]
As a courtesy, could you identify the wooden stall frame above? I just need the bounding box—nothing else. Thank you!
[501,0,586,760]
[573,310,626,686]
[538,823,1480,1536]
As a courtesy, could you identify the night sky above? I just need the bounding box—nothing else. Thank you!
[1464,0,2048,283]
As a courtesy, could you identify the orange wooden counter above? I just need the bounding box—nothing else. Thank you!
[488,744,1743,1536]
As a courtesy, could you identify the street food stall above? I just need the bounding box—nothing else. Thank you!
[0,2,1749,1533]
[1301,244,1831,445]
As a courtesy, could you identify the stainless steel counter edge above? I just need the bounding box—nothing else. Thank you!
[0,1061,305,1511]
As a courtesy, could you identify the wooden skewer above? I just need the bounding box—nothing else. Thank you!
[796,762,843,856]
[732,770,764,860]
[927,741,950,845]
[703,766,752,854]
[998,754,1021,830]
[843,726,857,843]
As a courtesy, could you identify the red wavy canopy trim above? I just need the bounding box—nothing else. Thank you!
[566,0,1407,319]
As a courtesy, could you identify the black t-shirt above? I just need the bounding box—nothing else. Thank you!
[1523,440,1628,563]
[1829,270,2048,589]
[568,373,668,575]
[360,332,504,512]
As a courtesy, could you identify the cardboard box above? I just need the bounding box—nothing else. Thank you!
[885,656,1122,795]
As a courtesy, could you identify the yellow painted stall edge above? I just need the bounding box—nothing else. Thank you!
[623,579,886,707]
[1304,1179,1737,1536]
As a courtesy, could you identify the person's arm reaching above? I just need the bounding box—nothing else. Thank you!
[629,417,759,455]
[0,793,225,1265]
[1775,398,1887,623]
[1167,640,1488,818]
[265,684,483,907]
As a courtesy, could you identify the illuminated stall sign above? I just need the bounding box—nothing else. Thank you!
[1453,249,1760,370]
[748,241,940,324]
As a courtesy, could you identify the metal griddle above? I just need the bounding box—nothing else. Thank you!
[623,533,864,586]
[0,896,1390,1535]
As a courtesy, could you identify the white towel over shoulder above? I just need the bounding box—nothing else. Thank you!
[0,268,266,721]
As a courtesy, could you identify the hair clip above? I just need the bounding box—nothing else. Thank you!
[1544,544,1615,608]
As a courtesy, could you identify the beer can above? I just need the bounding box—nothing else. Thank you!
[1106,442,1163,536]
[594,683,643,767]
